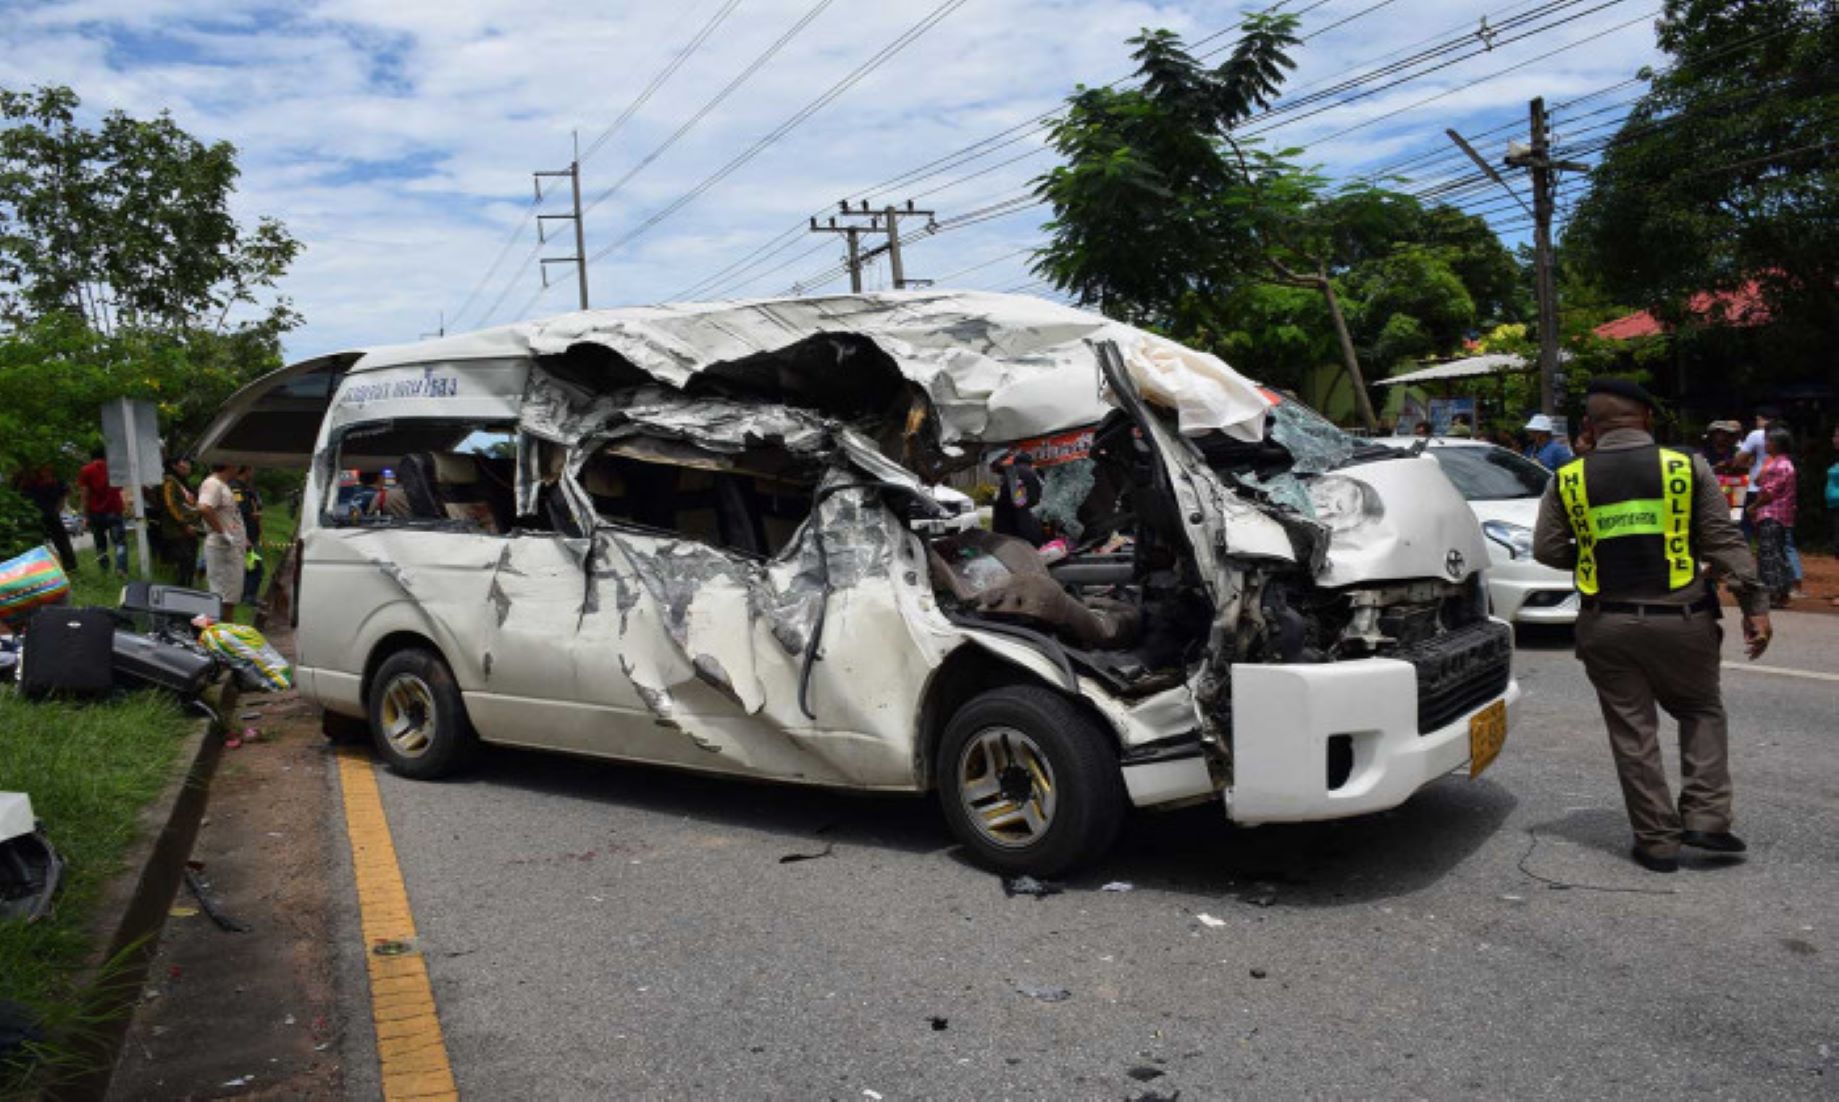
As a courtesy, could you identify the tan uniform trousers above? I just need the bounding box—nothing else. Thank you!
[1574,605,1733,857]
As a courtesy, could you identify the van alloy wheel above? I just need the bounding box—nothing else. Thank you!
[378,674,438,758]
[956,726,1058,849]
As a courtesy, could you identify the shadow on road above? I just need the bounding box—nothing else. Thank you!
[1514,622,1576,651]
[1087,775,1518,906]
[445,743,1516,907]
[1527,805,1631,858]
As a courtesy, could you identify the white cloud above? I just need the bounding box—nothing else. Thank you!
[1,0,1662,359]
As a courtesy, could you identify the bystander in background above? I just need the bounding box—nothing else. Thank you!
[1748,427,1798,608]
[76,446,128,574]
[12,462,77,572]
[197,462,247,619]
[232,465,264,606]
[1522,414,1574,471]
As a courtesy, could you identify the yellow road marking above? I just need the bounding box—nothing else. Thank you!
[337,748,459,1100]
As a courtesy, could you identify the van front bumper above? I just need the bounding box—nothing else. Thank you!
[1224,628,1520,825]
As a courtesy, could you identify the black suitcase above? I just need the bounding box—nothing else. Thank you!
[20,608,116,699]
[112,631,217,697]
[118,581,223,632]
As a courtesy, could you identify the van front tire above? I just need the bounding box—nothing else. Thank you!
[367,648,477,779]
[937,685,1124,877]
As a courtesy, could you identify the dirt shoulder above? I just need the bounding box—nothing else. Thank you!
[106,687,349,1100]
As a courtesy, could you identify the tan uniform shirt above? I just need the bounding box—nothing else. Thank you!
[1533,427,1768,616]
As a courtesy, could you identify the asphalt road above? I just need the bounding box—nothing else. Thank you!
[346,611,1839,1100]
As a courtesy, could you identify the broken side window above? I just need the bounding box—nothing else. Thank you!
[325,420,538,534]
[573,445,818,559]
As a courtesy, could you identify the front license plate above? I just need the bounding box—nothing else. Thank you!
[1468,699,1508,778]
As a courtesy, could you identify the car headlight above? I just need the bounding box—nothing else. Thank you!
[1482,519,1534,560]
[1305,475,1382,533]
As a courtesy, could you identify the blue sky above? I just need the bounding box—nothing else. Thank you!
[1,0,1664,360]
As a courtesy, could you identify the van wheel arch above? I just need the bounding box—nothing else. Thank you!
[915,646,1124,792]
[361,631,445,705]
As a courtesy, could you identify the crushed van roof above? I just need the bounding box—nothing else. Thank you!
[337,291,1272,446]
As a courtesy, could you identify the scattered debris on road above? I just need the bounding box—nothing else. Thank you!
[1102,880,1134,892]
[1016,982,1072,1002]
[183,867,251,932]
[778,842,835,864]
[1196,913,1226,928]
[1003,875,1064,899]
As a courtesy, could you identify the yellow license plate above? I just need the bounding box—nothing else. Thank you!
[1468,699,1508,778]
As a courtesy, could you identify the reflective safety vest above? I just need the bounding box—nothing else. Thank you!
[1556,446,1695,597]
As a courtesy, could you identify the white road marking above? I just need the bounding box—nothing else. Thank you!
[1722,662,1839,683]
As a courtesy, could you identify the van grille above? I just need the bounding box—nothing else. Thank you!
[1388,620,1512,733]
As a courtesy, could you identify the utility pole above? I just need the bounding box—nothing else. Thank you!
[1449,97,1587,416]
[535,133,590,310]
[808,200,937,292]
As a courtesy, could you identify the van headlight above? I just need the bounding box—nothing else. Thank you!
[1305,476,1382,533]
[1482,520,1534,560]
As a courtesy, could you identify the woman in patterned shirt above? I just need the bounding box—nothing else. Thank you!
[1747,427,1798,607]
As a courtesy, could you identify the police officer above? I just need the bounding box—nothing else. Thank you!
[1533,378,1773,873]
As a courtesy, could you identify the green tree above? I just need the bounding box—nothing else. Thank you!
[1033,18,1526,429]
[0,84,300,335]
[1564,0,1837,334]
[0,84,298,550]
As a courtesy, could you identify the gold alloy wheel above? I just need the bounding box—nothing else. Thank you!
[378,673,438,758]
[956,726,1058,849]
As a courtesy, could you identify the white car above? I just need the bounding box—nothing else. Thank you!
[1423,439,1578,624]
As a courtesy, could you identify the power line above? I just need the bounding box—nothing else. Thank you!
[1265,6,1661,147]
[1240,0,1648,139]
[931,245,1037,285]
[586,0,972,268]
[578,0,745,166]
[579,0,839,220]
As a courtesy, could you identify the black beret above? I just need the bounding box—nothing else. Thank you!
[1585,375,1661,410]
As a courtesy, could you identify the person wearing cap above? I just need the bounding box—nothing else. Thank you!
[1522,413,1573,471]
[1702,420,1747,517]
[1533,376,1773,874]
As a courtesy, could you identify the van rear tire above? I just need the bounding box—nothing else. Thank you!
[367,648,477,779]
[937,685,1124,877]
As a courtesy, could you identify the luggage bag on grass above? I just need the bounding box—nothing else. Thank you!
[19,607,115,699]
[112,631,217,697]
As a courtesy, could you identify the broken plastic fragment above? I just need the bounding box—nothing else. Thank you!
[1016,983,1072,1002]
[1196,913,1226,928]
[1101,881,1134,893]
[1002,875,1063,899]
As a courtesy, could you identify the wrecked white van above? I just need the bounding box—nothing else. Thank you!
[200,292,1518,874]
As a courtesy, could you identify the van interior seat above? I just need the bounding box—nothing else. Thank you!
[396,451,514,533]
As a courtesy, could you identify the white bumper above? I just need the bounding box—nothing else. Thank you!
[1225,654,1521,825]
[1484,556,1577,624]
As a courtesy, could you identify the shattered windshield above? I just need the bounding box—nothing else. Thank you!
[1263,396,1396,475]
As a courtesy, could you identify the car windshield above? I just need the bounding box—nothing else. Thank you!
[1431,445,1551,500]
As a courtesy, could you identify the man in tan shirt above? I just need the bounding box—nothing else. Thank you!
[1533,378,1772,873]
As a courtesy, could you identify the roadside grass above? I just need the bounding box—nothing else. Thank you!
[0,657,193,1094]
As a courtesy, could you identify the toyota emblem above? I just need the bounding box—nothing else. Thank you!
[1445,549,1466,578]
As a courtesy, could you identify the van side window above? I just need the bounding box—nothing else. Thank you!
[328,422,544,535]
[574,447,814,557]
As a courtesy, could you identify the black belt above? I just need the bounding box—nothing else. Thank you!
[1581,594,1717,616]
